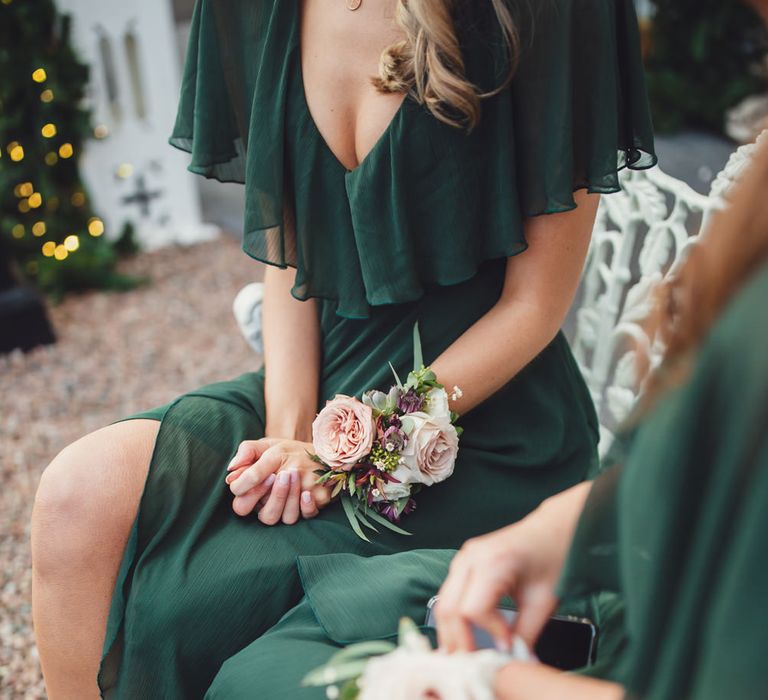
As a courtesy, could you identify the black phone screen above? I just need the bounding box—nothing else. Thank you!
[425,599,598,672]
[535,616,598,670]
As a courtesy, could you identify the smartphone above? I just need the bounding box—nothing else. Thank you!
[425,596,598,671]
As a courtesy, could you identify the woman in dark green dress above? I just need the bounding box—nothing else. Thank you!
[212,132,768,700]
[29,1,655,697]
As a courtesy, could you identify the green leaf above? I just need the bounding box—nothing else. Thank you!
[305,449,324,464]
[302,659,370,686]
[339,679,361,700]
[348,472,357,497]
[354,507,379,533]
[364,508,412,536]
[341,496,370,542]
[331,479,346,499]
[412,322,423,372]
[326,641,396,666]
[388,362,403,389]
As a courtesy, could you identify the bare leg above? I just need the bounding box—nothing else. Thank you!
[31,419,160,700]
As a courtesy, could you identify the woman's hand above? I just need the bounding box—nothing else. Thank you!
[494,660,623,700]
[434,481,593,653]
[224,438,332,525]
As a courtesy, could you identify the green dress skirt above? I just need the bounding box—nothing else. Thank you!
[98,262,602,698]
[97,0,656,696]
[199,260,768,700]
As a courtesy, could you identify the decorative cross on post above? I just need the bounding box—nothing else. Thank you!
[121,174,163,218]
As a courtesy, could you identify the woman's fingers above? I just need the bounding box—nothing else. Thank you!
[435,554,473,652]
[300,491,320,519]
[229,447,282,496]
[456,572,514,652]
[257,470,293,525]
[512,587,558,650]
[281,471,302,525]
[226,438,277,472]
[311,485,332,508]
[231,473,276,516]
[225,465,248,485]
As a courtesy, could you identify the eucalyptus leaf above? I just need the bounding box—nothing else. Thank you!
[348,472,356,497]
[341,496,370,542]
[364,508,412,536]
[353,507,379,533]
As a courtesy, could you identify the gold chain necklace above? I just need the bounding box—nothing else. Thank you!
[346,0,362,10]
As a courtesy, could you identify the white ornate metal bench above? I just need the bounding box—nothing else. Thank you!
[233,132,765,456]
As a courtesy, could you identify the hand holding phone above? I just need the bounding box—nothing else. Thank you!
[425,597,598,671]
[433,483,594,653]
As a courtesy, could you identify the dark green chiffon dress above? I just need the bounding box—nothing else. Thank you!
[218,266,768,700]
[97,0,655,697]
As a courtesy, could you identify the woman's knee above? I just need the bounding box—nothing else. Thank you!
[31,420,159,576]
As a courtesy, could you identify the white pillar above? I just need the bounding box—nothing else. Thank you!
[56,0,219,249]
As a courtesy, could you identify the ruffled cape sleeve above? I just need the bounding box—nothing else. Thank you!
[169,0,657,318]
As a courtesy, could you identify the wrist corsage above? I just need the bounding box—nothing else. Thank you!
[303,618,527,700]
[310,325,462,540]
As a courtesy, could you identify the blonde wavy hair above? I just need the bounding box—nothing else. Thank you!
[373,0,519,130]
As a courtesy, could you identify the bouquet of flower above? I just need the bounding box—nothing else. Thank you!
[302,618,525,700]
[310,325,462,540]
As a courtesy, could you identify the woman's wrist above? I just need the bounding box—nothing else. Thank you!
[264,407,315,442]
[494,661,623,700]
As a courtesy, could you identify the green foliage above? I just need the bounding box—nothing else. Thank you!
[646,0,768,134]
[0,0,137,297]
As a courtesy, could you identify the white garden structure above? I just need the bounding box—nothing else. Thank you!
[234,132,766,456]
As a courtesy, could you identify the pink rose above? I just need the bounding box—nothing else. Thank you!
[399,412,459,486]
[312,395,375,470]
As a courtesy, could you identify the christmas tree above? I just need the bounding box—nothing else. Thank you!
[645,0,768,134]
[0,0,134,299]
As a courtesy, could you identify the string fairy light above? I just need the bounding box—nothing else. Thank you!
[58,142,74,158]
[32,221,47,236]
[40,89,54,103]
[41,123,57,138]
[32,67,47,82]
[87,217,105,236]
[41,241,56,257]
[64,234,80,252]
[53,244,68,261]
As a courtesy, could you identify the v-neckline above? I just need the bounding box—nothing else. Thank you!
[293,7,409,176]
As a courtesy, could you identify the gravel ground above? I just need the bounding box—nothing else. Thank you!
[0,236,262,698]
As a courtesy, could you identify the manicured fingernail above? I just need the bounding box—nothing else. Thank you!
[495,639,511,653]
[290,470,299,486]
[264,473,276,488]
[301,491,312,504]
[225,472,236,484]
[226,451,242,471]
[278,471,291,485]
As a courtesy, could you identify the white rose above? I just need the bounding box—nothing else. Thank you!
[358,647,507,700]
[374,479,412,502]
[399,411,459,486]
[423,387,451,420]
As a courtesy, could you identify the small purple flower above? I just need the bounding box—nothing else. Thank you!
[397,389,424,414]
[382,426,407,452]
[377,497,417,523]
